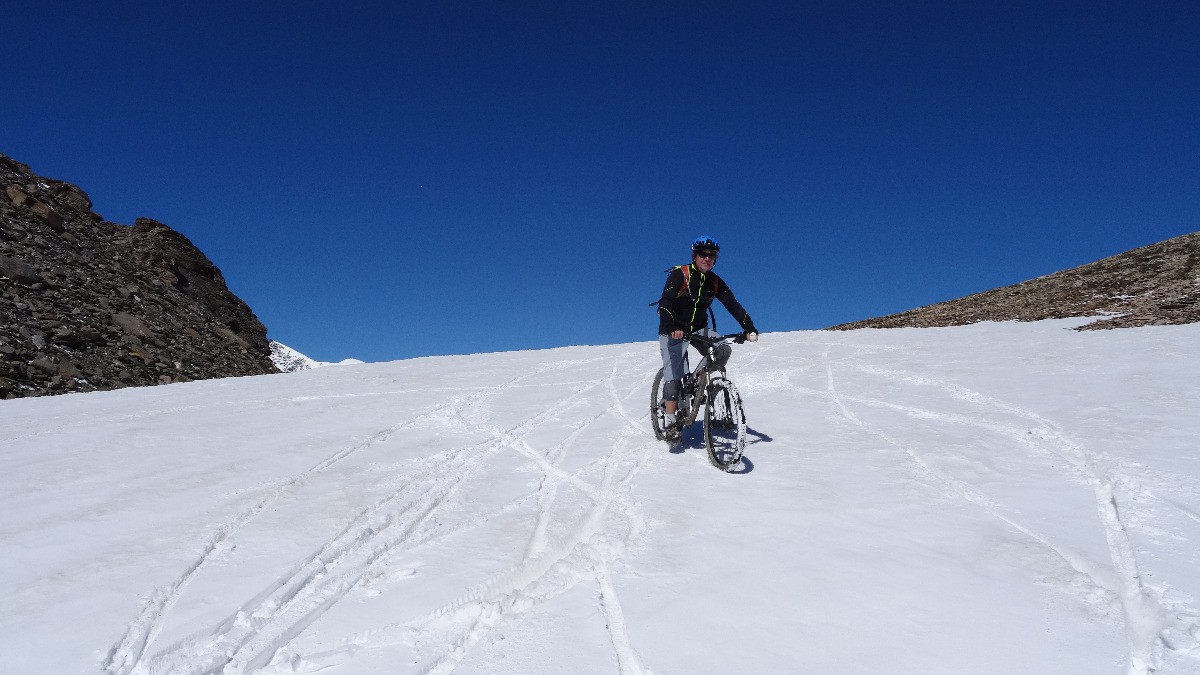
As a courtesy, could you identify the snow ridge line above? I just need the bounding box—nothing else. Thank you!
[834,355,1200,674]
[101,364,566,675]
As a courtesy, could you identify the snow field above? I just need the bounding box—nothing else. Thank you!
[1,320,1198,674]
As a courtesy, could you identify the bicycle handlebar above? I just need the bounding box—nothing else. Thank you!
[686,331,751,346]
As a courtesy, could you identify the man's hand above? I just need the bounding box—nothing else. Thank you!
[745,332,758,343]
[670,330,684,339]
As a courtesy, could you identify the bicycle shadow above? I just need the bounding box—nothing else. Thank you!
[746,427,773,445]
[669,425,757,475]
[668,424,704,453]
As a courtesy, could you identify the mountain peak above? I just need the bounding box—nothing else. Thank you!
[270,341,364,371]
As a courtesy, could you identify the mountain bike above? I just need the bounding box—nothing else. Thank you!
[650,332,747,471]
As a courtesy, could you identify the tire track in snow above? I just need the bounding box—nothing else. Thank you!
[278,450,618,669]
[516,410,608,561]
[826,350,1199,674]
[597,561,644,675]
[595,361,653,675]
[823,350,1122,590]
[102,364,569,675]
[413,428,647,675]
[411,359,653,674]
[845,361,1200,672]
[102,411,451,675]
[141,375,607,674]
[849,362,1200,533]
[254,395,632,668]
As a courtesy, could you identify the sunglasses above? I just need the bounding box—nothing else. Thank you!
[694,249,718,259]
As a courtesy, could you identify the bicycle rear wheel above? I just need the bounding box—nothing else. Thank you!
[650,367,668,440]
[704,377,746,471]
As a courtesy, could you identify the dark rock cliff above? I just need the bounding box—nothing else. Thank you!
[829,232,1200,331]
[0,153,278,399]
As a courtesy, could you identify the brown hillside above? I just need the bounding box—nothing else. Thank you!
[829,232,1200,331]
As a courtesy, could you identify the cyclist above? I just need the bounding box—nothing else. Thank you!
[657,235,758,436]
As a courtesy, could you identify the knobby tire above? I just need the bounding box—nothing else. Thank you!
[703,377,746,471]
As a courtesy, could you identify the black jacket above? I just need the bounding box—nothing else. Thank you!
[657,264,757,336]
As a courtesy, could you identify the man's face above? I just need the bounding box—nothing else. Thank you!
[693,248,717,273]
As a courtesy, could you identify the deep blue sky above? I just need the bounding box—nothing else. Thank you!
[4,1,1197,362]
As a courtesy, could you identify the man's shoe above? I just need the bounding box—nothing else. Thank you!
[662,412,681,442]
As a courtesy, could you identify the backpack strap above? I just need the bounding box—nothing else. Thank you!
[677,264,691,297]
[676,264,721,298]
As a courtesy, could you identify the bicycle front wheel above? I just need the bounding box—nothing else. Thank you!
[704,377,746,471]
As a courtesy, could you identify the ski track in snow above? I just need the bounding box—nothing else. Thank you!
[103,356,657,675]
[820,343,1200,675]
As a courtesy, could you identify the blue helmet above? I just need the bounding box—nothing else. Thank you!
[691,235,720,253]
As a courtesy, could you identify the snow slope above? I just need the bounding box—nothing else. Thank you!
[270,341,366,371]
[2,320,1198,674]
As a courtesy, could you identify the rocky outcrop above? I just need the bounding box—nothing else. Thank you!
[829,232,1200,331]
[0,153,278,399]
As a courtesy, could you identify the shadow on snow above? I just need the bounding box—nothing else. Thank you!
[665,423,760,474]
